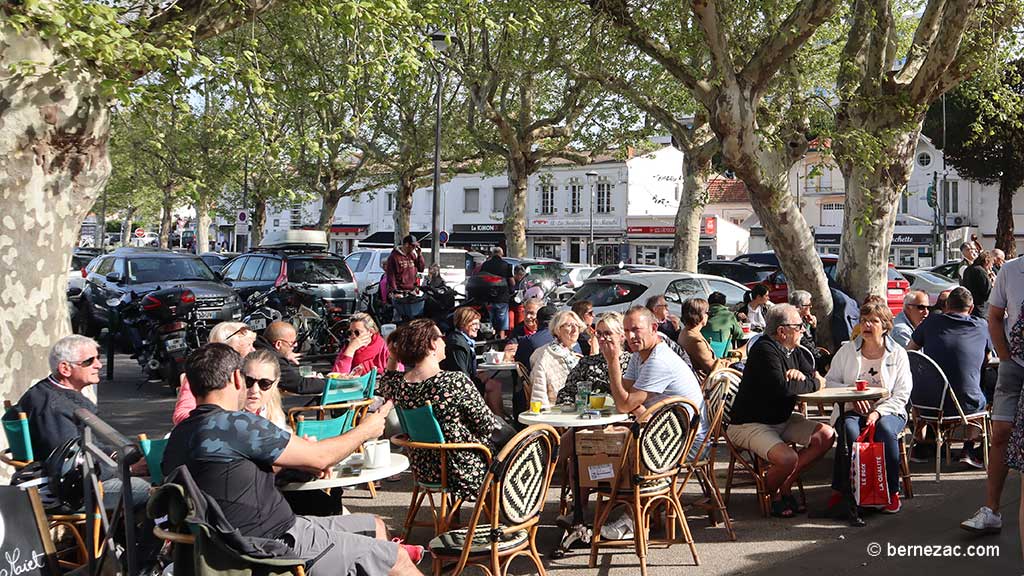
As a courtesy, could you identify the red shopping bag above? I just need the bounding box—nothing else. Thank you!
[851,423,890,507]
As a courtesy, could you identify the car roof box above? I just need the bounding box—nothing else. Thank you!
[260,230,328,250]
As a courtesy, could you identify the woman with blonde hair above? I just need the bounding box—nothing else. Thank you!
[241,349,288,431]
[529,310,586,409]
[172,321,257,425]
[331,312,390,376]
[557,312,632,404]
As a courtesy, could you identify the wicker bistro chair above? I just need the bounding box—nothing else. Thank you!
[908,350,991,482]
[680,368,741,541]
[427,424,559,576]
[391,402,493,541]
[589,398,703,575]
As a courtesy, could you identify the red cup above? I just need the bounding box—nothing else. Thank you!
[855,379,868,391]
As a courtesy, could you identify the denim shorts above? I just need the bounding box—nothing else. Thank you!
[992,359,1024,422]
[488,303,509,331]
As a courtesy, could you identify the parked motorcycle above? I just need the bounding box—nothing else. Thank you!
[241,286,285,333]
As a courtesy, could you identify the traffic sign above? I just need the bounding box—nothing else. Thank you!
[439,230,449,245]
[237,210,248,223]
[134,228,145,238]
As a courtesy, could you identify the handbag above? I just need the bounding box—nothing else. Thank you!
[851,423,890,507]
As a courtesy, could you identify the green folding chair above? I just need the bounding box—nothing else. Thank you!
[321,369,377,405]
[294,413,356,440]
[2,400,34,468]
[138,433,170,484]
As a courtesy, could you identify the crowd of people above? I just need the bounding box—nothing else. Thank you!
[8,239,1024,571]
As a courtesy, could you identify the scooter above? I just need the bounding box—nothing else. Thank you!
[112,286,202,390]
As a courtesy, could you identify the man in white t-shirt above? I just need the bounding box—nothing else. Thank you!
[598,305,707,539]
[962,256,1024,534]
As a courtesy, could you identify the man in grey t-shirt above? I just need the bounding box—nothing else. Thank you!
[601,306,707,439]
[962,256,1024,535]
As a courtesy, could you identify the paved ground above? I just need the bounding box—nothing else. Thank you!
[97,355,1023,575]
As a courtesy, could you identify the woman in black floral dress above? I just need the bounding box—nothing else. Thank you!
[377,318,497,501]
[1007,386,1024,554]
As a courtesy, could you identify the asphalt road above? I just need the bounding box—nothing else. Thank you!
[97,356,1023,575]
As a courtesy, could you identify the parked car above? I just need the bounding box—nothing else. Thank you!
[898,269,958,306]
[77,247,242,335]
[697,260,778,288]
[929,261,964,283]
[504,258,566,285]
[68,249,101,299]
[346,247,482,295]
[747,252,910,315]
[559,264,597,289]
[568,271,750,316]
[588,263,670,278]
[199,252,232,274]
[222,230,358,315]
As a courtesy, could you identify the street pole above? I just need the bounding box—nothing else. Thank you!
[431,64,442,266]
[586,171,598,265]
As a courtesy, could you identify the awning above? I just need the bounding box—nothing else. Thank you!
[358,231,429,247]
[330,224,369,234]
[445,231,505,251]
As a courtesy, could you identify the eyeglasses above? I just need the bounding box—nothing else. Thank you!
[780,323,805,332]
[244,375,276,391]
[596,330,616,338]
[69,355,99,367]
[276,339,298,350]
[907,304,930,311]
[347,329,363,337]
[583,310,594,316]
[226,326,251,341]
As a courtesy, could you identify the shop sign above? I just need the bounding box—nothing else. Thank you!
[453,223,504,232]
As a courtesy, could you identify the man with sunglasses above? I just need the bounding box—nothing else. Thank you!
[727,305,834,518]
[890,290,931,348]
[255,321,325,395]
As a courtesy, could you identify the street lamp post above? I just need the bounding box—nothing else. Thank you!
[429,31,455,266]
[585,171,598,265]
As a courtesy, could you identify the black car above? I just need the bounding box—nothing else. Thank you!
[220,233,358,316]
[199,252,232,274]
[78,248,243,334]
[697,260,778,288]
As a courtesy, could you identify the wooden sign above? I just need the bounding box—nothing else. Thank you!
[0,486,58,576]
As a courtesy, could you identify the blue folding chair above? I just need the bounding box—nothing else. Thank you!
[138,434,169,484]
[321,369,377,405]
[294,413,356,440]
[2,400,34,468]
[391,402,492,540]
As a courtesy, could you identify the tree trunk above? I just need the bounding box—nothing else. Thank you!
[196,201,212,254]
[672,153,712,271]
[836,129,919,304]
[393,172,415,246]
[121,206,136,247]
[252,196,267,248]
[996,174,1017,258]
[0,27,111,415]
[159,181,174,249]
[317,187,342,233]
[504,156,529,258]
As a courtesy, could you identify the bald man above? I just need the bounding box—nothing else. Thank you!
[257,321,325,395]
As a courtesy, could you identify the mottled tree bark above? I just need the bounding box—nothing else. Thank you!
[393,172,414,246]
[196,201,212,253]
[251,197,267,248]
[0,27,111,398]
[504,156,530,258]
[159,181,174,249]
[996,174,1017,258]
[672,152,712,271]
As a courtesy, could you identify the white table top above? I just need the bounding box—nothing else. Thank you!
[280,453,409,491]
[518,408,630,428]
[796,386,889,403]
[479,362,518,371]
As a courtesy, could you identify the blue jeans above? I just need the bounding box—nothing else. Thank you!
[831,411,906,497]
[488,303,509,332]
[392,298,424,323]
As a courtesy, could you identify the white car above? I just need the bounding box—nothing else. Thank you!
[899,269,958,306]
[569,271,750,316]
[345,247,481,295]
[560,264,597,288]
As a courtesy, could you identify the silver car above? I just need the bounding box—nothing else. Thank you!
[899,269,958,306]
[568,271,751,316]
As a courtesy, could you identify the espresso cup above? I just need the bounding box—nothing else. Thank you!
[855,379,868,391]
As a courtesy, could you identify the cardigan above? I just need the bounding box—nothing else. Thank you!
[825,335,912,418]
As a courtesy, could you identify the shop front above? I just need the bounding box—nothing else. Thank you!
[527,216,624,264]
[625,216,729,266]
[329,224,369,255]
[447,223,506,253]
[815,230,936,268]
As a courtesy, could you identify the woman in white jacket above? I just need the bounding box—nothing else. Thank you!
[529,310,585,409]
[824,300,913,521]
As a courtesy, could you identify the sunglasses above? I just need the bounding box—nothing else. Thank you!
[245,375,276,391]
[780,323,806,331]
[226,325,251,341]
[69,355,99,367]
[907,304,930,311]
[347,329,363,337]
[276,339,299,350]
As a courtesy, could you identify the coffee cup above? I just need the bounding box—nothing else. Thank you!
[589,394,607,409]
[855,379,868,391]
[485,350,503,364]
[741,323,751,334]
[363,439,391,469]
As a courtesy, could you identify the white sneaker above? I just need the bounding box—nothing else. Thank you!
[600,515,635,540]
[960,506,1002,534]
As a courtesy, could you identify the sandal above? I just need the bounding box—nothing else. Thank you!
[770,497,795,518]
[785,494,807,514]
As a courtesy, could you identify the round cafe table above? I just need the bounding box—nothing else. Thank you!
[280,453,409,492]
[796,386,889,404]
[518,407,630,557]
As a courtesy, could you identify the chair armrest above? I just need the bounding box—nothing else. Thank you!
[153,525,195,545]
[0,451,31,469]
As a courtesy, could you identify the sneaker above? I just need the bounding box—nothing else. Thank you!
[881,493,901,514]
[600,515,634,540]
[961,447,986,470]
[909,443,933,463]
[961,506,1002,534]
[392,538,426,565]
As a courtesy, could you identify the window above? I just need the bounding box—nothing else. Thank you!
[569,179,583,213]
[917,152,932,167]
[272,219,280,228]
[221,258,245,280]
[573,281,646,307]
[667,278,704,302]
[596,181,612,213]
[899,190,909,214]
[706,279,747,306]
[540,185,555,214]
[464,188,480,213]
[386,193,395,212]
[94,257,114,276]
[126,257,216,284]
[943,180,959,213]
[287,257,354,283]
[239,256,265,281]
[820,202,844,227]
[534,242,559,258]
[492,186,508,213]
[257,258,281,281]
[346,252,369,272]
[289,203,302,229]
